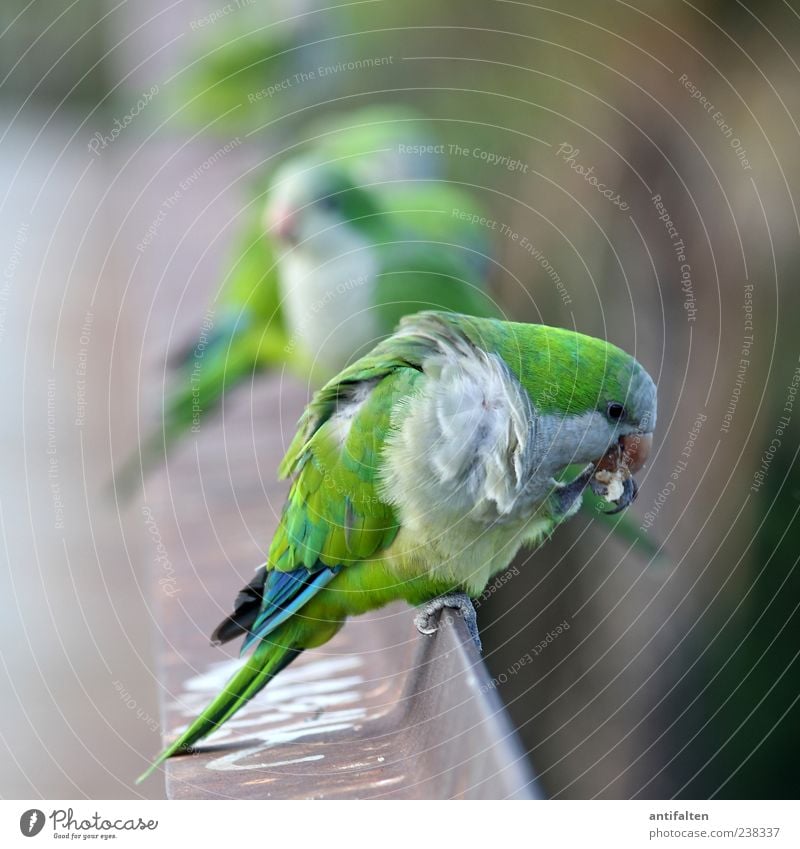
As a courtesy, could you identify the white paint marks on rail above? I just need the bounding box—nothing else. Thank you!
[170,654,367,772]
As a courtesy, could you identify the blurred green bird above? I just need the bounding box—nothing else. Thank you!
[116,107,499,492]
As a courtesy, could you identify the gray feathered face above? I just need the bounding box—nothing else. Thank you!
[535,360,656,483]
[264,160,381,252]
[607,360,657,436]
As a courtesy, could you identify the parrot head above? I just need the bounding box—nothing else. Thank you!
[515,322,656,508]
[452,315,657,508]
[263,158,382,254]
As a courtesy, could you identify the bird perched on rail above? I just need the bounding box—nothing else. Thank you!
[138,311,656,781]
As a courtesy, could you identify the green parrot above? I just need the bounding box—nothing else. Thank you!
[173,155,497,388]
[261,155,499,378]
[116,145,498,493]
[166,104,461,386]
[138,311,657,781]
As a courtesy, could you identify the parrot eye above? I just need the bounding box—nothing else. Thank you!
[317,193,341,212]
[607,402,627,422]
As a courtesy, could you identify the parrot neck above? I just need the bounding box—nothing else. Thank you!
[278,234,380,374]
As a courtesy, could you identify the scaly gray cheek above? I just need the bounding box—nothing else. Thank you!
[529,411,613,479]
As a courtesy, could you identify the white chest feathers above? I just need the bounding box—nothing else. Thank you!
[380,346,545,529]
[278,229,380,373]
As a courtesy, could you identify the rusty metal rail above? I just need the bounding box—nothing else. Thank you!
[144,375,541,799]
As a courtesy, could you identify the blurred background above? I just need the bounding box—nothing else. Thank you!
[1,0,798,799]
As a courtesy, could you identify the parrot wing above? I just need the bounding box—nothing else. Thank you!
[366,182,501,332]
[113,206,290,496]
[170,205,287,372]
[371,239,501,334]
[373,181,494,277]
[231,356,425,652]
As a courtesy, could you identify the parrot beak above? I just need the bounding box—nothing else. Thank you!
[619,431,652,473]
[590,431,652,514]
[595,431,652,474]
[268,206,298,243]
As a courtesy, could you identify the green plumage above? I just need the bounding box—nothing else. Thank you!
[453,315,640,417]
[117,109,498,492]
[138,312,658,782]
[272,373,407,572]
[137,628,302,780]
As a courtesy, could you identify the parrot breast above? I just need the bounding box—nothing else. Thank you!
[378,338,557,593]
[279,226,380,373]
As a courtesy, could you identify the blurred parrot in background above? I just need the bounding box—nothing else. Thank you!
[116,106,499,492]
[138,310,657,781]
[172,105,496,383]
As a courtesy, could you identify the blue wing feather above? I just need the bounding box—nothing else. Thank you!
[240,566,340,654]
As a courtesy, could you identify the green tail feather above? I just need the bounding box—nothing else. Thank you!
[137,640,301,784]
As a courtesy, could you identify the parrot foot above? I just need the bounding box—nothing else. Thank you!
[414,592,482,653]
[556,464,595,516]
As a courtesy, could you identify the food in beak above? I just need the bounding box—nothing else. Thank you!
[591,432,652,513]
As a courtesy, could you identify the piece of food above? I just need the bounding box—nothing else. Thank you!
[590,432,652,512]
[593,468,627,503]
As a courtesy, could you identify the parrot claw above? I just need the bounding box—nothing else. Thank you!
[600,474,638,514]
[414,592,482,653]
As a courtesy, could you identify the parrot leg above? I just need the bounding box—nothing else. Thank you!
[414,592,482,653]
[554,464,596,517]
